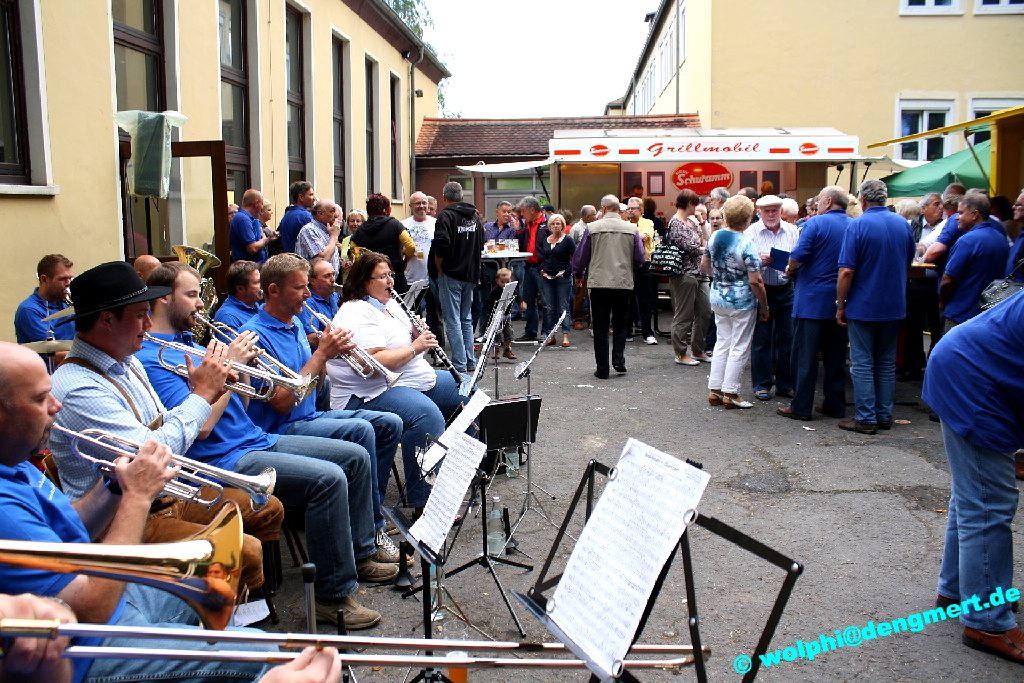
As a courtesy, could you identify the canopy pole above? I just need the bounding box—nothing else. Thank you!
[961,131,992,194]
[535,166,550,202]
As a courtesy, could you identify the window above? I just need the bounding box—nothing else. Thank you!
[219,0,248,205]
[970,98,1024,143]
[332,37,346,209]
[365,57,377,194]
[285,6,305,185]
[0,0,28,183]
[389,74,400,200]
[678,2,686,63]
[657,20,675,92]
[897,100,952,161]
[900,0,963,14]
[113,0,170,257]
[975,0,1024,13]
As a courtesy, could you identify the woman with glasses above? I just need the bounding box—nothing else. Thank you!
[326,251,468,510]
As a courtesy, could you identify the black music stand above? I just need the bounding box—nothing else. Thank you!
[515,459,804,683]
[468,281,517,399]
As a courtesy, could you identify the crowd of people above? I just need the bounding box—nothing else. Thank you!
[6,174,1024,678]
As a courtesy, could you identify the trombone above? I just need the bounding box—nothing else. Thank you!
[145,332,316,405]
[303,303,403,389]
[0,502,243,630]
[50,424,276,512]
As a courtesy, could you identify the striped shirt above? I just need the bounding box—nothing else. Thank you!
[744,220,801,286]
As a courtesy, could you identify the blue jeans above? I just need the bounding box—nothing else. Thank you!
[540,275,573,334]
[789,317,848,418]
[345,370,469,507]
[521,265,543,337]
[846,319,900,424]
[750,282,794,393]
[85,584,272,682]
[238,433,374,599]
[438,274,477,371]
[937,422,1018,632]
[286,410,400,530]
[510,260,526,319]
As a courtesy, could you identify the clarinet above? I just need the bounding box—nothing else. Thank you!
[387,286,464,384]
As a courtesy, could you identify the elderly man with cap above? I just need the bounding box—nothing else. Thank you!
[745,195,801,400]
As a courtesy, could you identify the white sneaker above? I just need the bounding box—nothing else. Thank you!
[644,336,658,345]
[373,527,413,565]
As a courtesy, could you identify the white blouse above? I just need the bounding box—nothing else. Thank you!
[326,298,436,409]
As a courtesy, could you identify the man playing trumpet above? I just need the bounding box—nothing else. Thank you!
[0,340,279,682]
[138,260,397,628]
[44,262,282,597]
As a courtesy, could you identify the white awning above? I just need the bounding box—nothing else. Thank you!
[455,158,553,174]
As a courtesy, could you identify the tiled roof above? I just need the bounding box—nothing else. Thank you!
[415,114,701,158]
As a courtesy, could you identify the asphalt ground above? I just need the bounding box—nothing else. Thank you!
[261,310,1024,682]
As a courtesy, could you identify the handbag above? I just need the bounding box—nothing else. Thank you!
[979,260,1024,311]
[650,239,684,277]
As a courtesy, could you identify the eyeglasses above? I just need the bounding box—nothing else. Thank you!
[369,272,396,281]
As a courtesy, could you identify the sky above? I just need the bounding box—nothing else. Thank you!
[422,0,656,119]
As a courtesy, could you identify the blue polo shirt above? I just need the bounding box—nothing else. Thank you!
[213,295,261,331]
[0,462,118,683]
[1007,233,1024,281]
[138,332,278,470]
[305,292,340,333]
[837,206,916,321]
[943,221,1010,324]
[14,289,76,343]
[229,208,267,263]
[278,205,313,254]
[240,308,320,434]
[923,290,1024,452]
[790,209,850,320]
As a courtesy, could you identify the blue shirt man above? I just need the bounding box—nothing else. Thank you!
[229,190,268,263]
[15,255,76,362]
[836,181,916,433]
[213,294,261,330]
[278,181,317,253]
[780,188,851,420]
[941,198,1010,325]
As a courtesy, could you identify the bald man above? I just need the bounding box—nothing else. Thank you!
[133,255,162,282]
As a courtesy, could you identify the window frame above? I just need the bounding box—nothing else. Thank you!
[895,99,954,162]
[365,56,377,195]
[285,4,306,185]
[389,72,401,201]
[974,0,1024,14]
[220,0,249,205]
[900,0,964,15]
[0,0,30,183]
[332,34,347,211]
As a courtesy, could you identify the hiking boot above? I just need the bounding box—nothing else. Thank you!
[315,594,381,630]
[357,557,399,583]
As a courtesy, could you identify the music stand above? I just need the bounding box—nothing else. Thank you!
[515,457,804,683]
[467,281,517,398]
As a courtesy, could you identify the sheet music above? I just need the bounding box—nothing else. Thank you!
[419,390,490,473]
[548,438,711,681]
[410,432,487,554]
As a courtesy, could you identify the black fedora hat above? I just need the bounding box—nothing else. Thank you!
[55,261,171,325]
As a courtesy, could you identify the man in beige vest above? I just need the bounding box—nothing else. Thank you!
[571,194,645,379]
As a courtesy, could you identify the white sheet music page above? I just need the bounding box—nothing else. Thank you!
[419,390,490,473]
[409,432,487,554]
[548,438,711,681]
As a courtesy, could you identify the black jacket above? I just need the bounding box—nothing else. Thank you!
[353,215,409,289]
[429,202,484,282]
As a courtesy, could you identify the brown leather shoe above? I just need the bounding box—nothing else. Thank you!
[963,626,1024,664]
[573,321,585,330]
[838,418,878,435]
[777,406,811,421]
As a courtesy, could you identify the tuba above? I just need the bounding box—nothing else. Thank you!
[174,245,222,343]
[0,501,243,630]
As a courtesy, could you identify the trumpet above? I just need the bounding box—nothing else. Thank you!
[146,332,316,405]
[303,303,403,389]
[50,424,276,512]
[0,502,243,629]
[387,286,464,385]
[194,312,312,391]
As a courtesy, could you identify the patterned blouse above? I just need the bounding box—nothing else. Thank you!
[667,216,705,275]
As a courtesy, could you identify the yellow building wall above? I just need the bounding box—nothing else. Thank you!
[1,2,122,343]
[0,0,442,342]
[705,0,1024,158]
